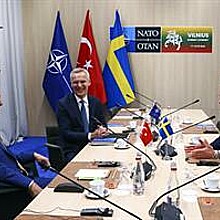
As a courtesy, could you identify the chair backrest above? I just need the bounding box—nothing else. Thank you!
[45,126,66,171]
[0,183,32,219]
[217,121,220,131]
[46,126,62,145]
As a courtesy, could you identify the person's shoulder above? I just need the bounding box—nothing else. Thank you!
[0,143,4,154]
[59,93,74,104]
[88,96,103,106]
[88,96,100,102]
[211,136,220,150]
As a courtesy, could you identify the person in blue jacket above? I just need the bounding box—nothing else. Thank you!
[0,94,51,198]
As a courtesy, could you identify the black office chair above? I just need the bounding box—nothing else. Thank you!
[0,160,38,219]
[216,121,220,131]
[45,126,66,171]
[0,183,32,220]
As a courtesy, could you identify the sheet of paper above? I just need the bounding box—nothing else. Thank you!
[75,169,110,180]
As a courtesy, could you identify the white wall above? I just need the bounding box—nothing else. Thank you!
[22,0,220,135]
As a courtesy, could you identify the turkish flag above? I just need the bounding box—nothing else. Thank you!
[76,10,107,104]
[140,121,153,146]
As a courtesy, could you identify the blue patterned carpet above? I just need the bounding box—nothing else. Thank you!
[9,136,56,178]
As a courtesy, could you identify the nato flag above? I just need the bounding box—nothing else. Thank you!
[42,11,72,112]
[149,104,161,121]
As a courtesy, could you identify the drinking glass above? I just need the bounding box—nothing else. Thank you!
[116,165,132,196]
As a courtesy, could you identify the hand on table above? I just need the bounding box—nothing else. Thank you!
[190,139,215,159]
[91,126,108,139]
[28,181,42,198]
[34,152,50,168]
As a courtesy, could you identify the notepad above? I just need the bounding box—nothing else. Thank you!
[90,137,117,146]
[92,137,116,143]
[75,169,110,180]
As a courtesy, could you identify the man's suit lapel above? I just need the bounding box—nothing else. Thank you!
[68,94,84,129]
[88,97,96,130]
[88,97,95,117]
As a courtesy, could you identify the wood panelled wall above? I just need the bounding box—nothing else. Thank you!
[22,0,220,135]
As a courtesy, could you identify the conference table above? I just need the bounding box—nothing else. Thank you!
[16,109,220,220]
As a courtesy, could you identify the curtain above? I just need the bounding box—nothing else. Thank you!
[0,0,27,146]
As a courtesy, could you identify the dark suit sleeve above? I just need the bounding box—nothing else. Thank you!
[210,136,220,150]
[90,98,107,130]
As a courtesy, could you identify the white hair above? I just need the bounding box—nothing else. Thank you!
[70,68,90,81]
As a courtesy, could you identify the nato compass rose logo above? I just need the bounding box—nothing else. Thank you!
[47,49,68,74]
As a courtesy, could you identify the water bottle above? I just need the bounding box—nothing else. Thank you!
[132,153,145,195]
[167,161,180,207]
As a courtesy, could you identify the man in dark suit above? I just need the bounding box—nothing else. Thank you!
[57,68,108,162]
[0,93,51,219]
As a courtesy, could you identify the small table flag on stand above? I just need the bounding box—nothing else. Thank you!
[140,121,153,146]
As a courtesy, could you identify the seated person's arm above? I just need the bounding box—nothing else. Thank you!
[13,151,50,172]
[89,100,108,139]
[90,126,108,139]
[0,164,42,197]
[33,152,50,168]
[28,181,42,197]
[0,152,49,197]
[191,139,217,159]
[11,149,35,164]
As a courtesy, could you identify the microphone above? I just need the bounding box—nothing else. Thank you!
[126,94,161,126]
[155,115,216,157]
[134,91,162,107]
[160,99,200,120]
[115,103,160,142]
[92,116,157,173]
[126,93,152,109]
[174,115,215,134]
[149,164,220,219]
[41,164,142,220]
[115,102,145,120]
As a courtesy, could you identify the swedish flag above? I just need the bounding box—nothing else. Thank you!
[103,10,135,109]
[159,117,174,139]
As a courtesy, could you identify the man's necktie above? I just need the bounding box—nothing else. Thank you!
[80,100,89,133]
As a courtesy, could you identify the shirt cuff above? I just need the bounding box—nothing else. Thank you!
[88,132,91,141]
[28,180,35,189]
[214,150,220,159]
